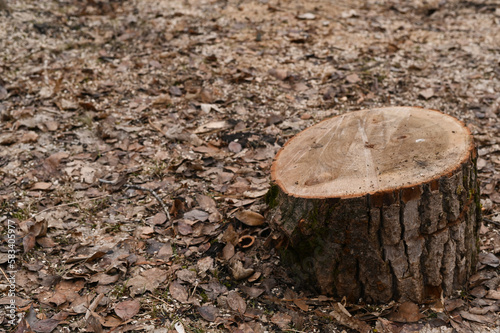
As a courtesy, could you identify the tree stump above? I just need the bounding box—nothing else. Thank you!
[266,107,481,303]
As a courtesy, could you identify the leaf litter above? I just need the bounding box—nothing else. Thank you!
[0,0,499,332]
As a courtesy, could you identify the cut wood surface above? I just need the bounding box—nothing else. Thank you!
[271,106,473,198]
[267,107,481,303]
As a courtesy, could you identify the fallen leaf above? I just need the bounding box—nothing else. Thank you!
[115,299,140,321]
[158,242,173,260]
[20,131,39,143]
[478,252,499,267]
[183,209,210,222]
[60,98,78,110]
[419,88,434,100]
[198,305,219,322]
[89,273,120,285]
[86,313,103,333]
[150,212,167,225]
[346,73,360,84]
[222,243,235,260]
[170,281,189,303]
[200,103,222,113]
[31,182,52,191]
[174,321,185,333]
[101,314,123,327]
[459,310,494,324]
[45,292,67,306]
[485,289,500,300]
[31,318,60,333]
[234,210,265,226]
[229,258,254,280]
[271,312,292,330]
[128,268,167,297]
[297,13,316,20]
[388,302,424,323]
[329,303,372,332]
[196,194,217,213]
[228,141,242,153]
[227,290,246,314]
[197,257,214,273]
[177,269,197,284]
[152,94,172,106]
[194,120,231,134]
[444,298,465,312]
[36,237,56,248]
[293,299,309,312]
[268,68,288,81]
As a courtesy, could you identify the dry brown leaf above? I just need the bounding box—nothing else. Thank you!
[198,305,219,322]
[36,237,56,248]
[158,242,173,260]
[45,292,67,307]
[293,299,309,312]
[152,94,172,106]
[485,289,500,300]
[150,212,167,225]
[228,141,242,153]
[229,258,254,280]
[240,286,265,298]
[234,210,265,226]
[221,224,239,245]
[170,281,189,303]
[222,243,235,260]
[197,257,214,273]
[23,220,48,253]
[459,310,494,324]
[388,302,424,323]
[328,303,372,333]
[20,131,39,143]
[268,68,288,81]
[31,182,52,191]
[478,252,499,267]
[89,273,120,285]
[419,88,434,100]
[101,314,123,327]
[128,268,167,297]
[227,290,246,314]
[270,312,292,330]
[346,73,360,84]
[31,318,60,333]
[114,299,140,321]
[194,120,231,134]
[86,313,103,333]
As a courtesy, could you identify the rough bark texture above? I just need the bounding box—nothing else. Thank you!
[267,109,481,304]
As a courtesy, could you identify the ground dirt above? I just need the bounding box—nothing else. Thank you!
[0,0,500,332]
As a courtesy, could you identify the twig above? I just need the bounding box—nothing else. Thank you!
[0,267,10,283]
[28,194,111,220]
[84,293,104,320]
[483,218,500,227]
[148,117,165,135]
[99,179,170,221]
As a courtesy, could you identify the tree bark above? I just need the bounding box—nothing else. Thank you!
[267,107,481,303]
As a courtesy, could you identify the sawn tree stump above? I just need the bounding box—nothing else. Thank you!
[266,107,481,303]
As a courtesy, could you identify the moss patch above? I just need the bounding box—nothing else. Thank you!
[265,183,280,209]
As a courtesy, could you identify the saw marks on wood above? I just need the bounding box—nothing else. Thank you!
[271,107,473,198]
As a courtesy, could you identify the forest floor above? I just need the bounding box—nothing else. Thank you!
[0,0,500,332]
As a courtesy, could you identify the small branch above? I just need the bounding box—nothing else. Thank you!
[28,194,111,220]
[84,293,104,320]
[148,117,166,136]
[0,267,10,283]
[99,179,171,222]
[483,218,500,227]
